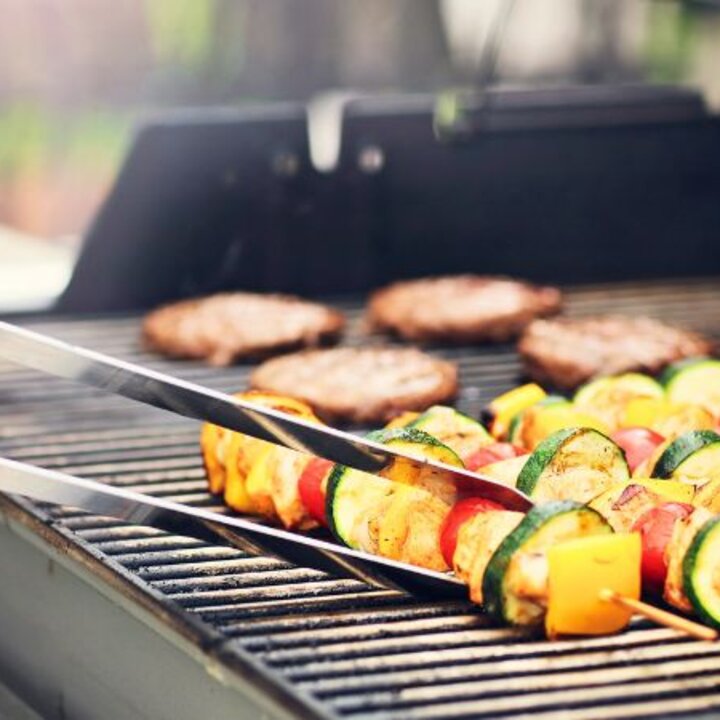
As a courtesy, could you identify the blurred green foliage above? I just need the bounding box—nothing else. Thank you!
[0,0,233,183]
[0,104,129,180]
[0,0,718,236]
[644,2,696,83]
[146,0,218,68]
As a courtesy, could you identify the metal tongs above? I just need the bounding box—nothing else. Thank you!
[0,321,532,593]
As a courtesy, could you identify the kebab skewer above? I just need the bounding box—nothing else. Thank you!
[199,369,720,637]
[203,361,720,632]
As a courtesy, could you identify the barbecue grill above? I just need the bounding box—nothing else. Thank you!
[2,86,720,720]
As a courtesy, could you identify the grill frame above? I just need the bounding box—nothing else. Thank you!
[2,278,720,720]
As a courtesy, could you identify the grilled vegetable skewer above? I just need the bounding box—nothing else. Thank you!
[200,378,720,636]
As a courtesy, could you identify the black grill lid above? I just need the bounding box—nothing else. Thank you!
[58,86,720,312]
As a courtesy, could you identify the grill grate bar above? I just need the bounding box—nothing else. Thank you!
[105,479,209,496]
[74,526,168,543]
[168,579,382,609]
[239,613,489,650]
[136,556,293,580]
[5,432,201,460]
[293,636,718,695]
[329,656,720,715]
[8,446,202,470]
[0,423,196,448]
[0,407,187,439]
[47,456,203,477]
[109,545,248,568]
[279,627,684,679]
[341,675,720,720]
[149,567,335,593]
[501,695,720,720]
[222,602,479,639]
[91,536,208,555]
[194,590,407,623]
[58,515,139,531]
[82,469,209,487]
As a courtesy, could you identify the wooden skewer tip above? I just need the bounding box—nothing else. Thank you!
[599,588,718,642]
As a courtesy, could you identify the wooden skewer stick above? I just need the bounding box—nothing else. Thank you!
[599,588,718,642]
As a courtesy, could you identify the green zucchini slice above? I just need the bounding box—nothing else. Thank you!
[507,413,525,445]
[573,373,663,427]
[663,358,720,418]
[508,395,569,445]
[651,430,720,481]
[683,516,720,629]
[366,427,463,467]
[516,427,629,503]
[482,501,612,625]
[574,372,663,406]
[367,426,461,504]
[325,465,397,550]
[409,405,491,458]
[326,426,460,549]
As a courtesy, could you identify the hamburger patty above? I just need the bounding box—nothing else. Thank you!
[518,315,713,390]
[250,347,458,424]
[143,292,344,366]
[367,276,562,343]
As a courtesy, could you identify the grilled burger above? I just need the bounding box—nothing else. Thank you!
[143,292,345,366]
[367,276,562,343]
[518,315,713,390]
[249,347,458,424]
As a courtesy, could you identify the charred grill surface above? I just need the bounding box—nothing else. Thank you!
[1,278,720,720]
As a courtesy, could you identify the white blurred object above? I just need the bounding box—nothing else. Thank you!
[441,0,646,81]
[0,226,76,313]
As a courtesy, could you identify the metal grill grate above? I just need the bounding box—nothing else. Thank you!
[2,278,720,719]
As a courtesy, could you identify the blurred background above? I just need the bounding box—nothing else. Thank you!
[1,0,720,309]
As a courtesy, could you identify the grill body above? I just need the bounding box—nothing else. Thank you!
[2,280,720,719]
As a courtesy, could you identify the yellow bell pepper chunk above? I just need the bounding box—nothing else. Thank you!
[244,445,277,518]
[222,433,257,513]
[590,478,694,509]
[200,423,227,495]
[239,390,318,419]
[384,411,421,430]
[622,397,665,429]
[633,478,695,504]
[622,397,714,438]
[545,533,641,637]
[206,389,318,507]
[487,383,546,439]
[524,405,609,450]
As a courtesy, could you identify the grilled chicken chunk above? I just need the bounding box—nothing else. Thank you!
[453,511,524,603]
[378,487,451,571]
[664,507,713,613]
